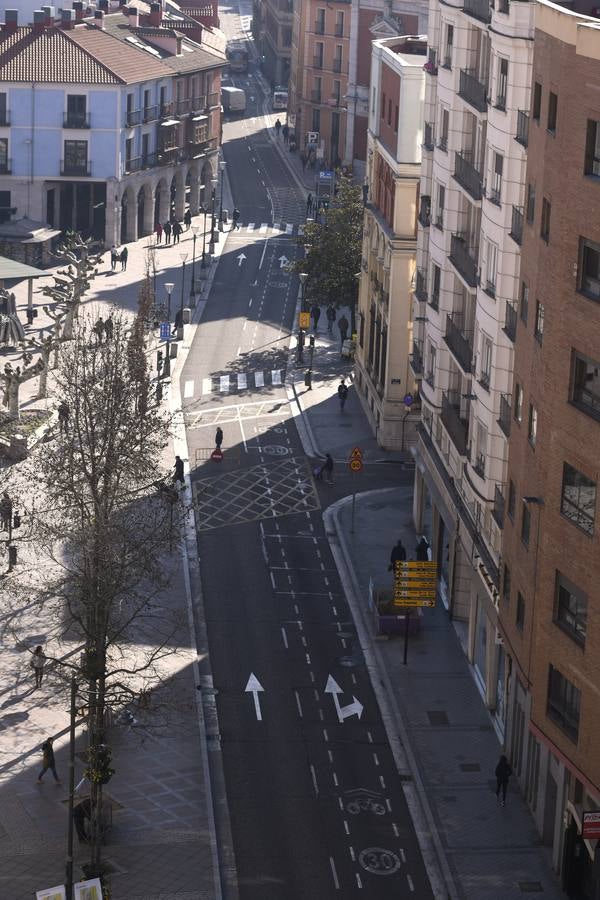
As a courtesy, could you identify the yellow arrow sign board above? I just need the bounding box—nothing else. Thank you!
[393,598,437,608]
[298,311,311,329]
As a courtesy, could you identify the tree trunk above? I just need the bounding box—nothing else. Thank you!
[36,348,52,400]
[63,305,76,341]
[7,378,20,420]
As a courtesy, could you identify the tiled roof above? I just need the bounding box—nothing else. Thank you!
[67,24,168,83]
[0,26,122,83]
[161,41,226,74]
[101,13,225,73]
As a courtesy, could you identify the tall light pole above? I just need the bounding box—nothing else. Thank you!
[163,282,175,378]
[218,159,227,231]
[201,203,208,268]
[299,271,308,311]
[190,225,199,304]
[209,176,218,253]
[178,251,188,339]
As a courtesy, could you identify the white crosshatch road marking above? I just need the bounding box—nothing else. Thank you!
[184,398,292,430]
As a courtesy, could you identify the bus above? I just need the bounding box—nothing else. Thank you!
[227,42,249,74]
[272,86,288,110]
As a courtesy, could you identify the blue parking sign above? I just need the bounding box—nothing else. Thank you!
[160,322,170,341]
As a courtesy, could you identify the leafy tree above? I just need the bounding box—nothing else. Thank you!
[294,175,363,326]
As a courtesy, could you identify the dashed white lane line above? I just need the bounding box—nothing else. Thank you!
[373,753,380,767]
[386,798,392,812]
[356,872,363,888]
[238,373,247,390]
[310,764,319,796]
[294,690,303,718]
[247,222,255,231]
[184,380,194,398]
[349,846,355,861]
[400,849,406,863]
[281,626,288,648]
[329,857,340,890]
[343,820,349,834]
[270,571,276,589]
[255,371,264,387]
[407,874,415,892]
[219,375,229,392]
[392,822,399,837]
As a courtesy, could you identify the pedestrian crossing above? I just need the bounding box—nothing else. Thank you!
[184,369,285,400]
[232,222,305,237]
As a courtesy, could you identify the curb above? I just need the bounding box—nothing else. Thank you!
[323,490,460,900]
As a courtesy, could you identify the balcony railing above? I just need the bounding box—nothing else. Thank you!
[0,158,11,174]
[492,484,505,529]
[441,392,469,456]
[515,109,529,148]
[188,136,218,157]
[444,315,473,373]
[176,98,192,115]
[454,151,483,201]
[423,122,434,151]
[63,112,90,128]
[464,0,491,22]
[160,101,175,118]
[498,393,512,438]
[314,19,325,32]
[61,159,91,177]
[418,196,431,228]
[424,48,438,75]
[124,156,142,174]
[334,22,344,35]
[143,105,159,123]
[504,301,517,342]
[450,234,479,287]
[510,205,523,245]
[157,146,181,166]
[332,57,344,73]
[410,341,424,376]
[459,69,488,113]
[311,90,322,103]
[313,55,324,69]
[415,269,427,302]
[126,108,142,126]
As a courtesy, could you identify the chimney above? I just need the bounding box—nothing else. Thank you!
[72,1,84,21]
[94,8,104,27]
[149,1,161,26]
[61,7,75,27]
[4,9,18,34]
[127,5,139,26]
[41,5,55,24]
[33,9,46,32]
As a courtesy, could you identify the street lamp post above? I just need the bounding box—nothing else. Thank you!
[218,159,227,231]
[162,282,175,378]
[178,251,188,339]
[190,226,199,305]
[201,203,208,268]
[209,177,218,253]
[299,271,308,312]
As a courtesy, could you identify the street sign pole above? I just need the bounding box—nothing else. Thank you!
[351,470,356,534]
[403,611,411,665]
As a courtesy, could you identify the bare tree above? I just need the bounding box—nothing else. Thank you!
[30,316,66,400]
[40,232,102,340]
[0,352,45,420]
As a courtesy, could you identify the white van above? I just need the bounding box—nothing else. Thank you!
[221,86,246,113]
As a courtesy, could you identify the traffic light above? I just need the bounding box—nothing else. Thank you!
[309,335,315,348]
[13,512,21,529]
[156,349,163,372]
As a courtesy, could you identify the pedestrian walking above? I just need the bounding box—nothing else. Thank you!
[37,737,61,784]
[173,308,183,335]
[304,368,312,391]
[110,246,118,271]
[93,316,105,344]
[275,118,282,137]
[282,122,289,144]
[26,306,35,327]
[326,303,336,334]
[120,246,128,271]
[31,645,46,689]
[163,221,172,245]
[322,453,334,484]
[73,798,91,844]
[338,314,349,353]
[232,208,241,230]
[495,755,513,806]
[415,536,430,561]
[155,222,163,244]
[173,455,185,489]
[311,304,321,333]
[58,400,69,433]
[172,221,182,244]
[388,538,407,572]
[215,426,223,449]
[104,315,113,342]
[337,378,348,412]
[0,492,12,531]
[184,209,192,230]
[306,193,313,216]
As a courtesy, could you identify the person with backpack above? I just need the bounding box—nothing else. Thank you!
[232,208,241,230]
[338,314,349,350]
[337,378,348,412]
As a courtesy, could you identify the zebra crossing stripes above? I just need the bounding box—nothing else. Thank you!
[259,224,269,234]
[247,223,255,231]
[234,223,303,236]
[182,370,285,400]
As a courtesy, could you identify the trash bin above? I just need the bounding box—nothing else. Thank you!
[221,209,229,224]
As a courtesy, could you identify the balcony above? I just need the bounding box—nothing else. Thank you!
[472,450,486,479]
[311,89,322,103]
[314,19,325,32]
[463,0,491,23]
[424,48,438,76]
[61,159,91,177]
[63,112,90,128]
[313,55,324,69]
[0,158,11,174]
[410,341,424,376]
[444,315,473,373]
[498,393,512,438]
[459,69,488,114]
[126,108,142,127]
[510,205,523,245]
[515,110,529,148]
[418,196,431,228]
[441,392,469,456]
[415,269,427,302]
[450,234,479,288]
[492,484,505,529]
[143,105,159,123]
[332,58,344,73]
[454,151,483,201]
[160,101,175,118]
[334,22,344,35]
[504,301,517,342]
[0,110,10,126]
[157,146,181,166]
[423,122,434,151]
[124,156,142,174]
[188,136,218,158]
[176,98,192,116]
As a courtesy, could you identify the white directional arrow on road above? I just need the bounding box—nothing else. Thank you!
[245,673,265,721]
[325,675,364,723]
[237,253,247,267]
[278,255,289,269]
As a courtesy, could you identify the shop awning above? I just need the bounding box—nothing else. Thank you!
[192,114,208,122]
[160,119,179,127]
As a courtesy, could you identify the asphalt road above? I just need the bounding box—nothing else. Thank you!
[180,9,435,898]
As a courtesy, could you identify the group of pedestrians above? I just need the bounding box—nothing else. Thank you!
[93,315,114,344]
[110,245,128,271]
[156,219,183,245]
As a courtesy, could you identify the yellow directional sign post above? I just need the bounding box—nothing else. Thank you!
[298,311,310,330]
[393,560,438,665]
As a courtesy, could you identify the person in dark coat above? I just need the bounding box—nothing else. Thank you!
[120,246,128,271]
[155,222,163,244]
[306,193,313,216]
[172,221,182,244]
[296,328,305,363]
[173,455,185,488]
[184,209,192,230]
[215,427,223,449]
[311,305,321,333]
[110,246,118,271]
[37,737,60,783]
[388,539,406,572]
[0,492,12,531]
[338,314,349,349]
[163,221,172,245]
[104,315,114,342]
[322,453,334,484]
[326,304,337,334]
[58,401,69,434]
[73,798,91,843]
[337,378,348,412]
[495,755,512,806]
[416,537,430,561]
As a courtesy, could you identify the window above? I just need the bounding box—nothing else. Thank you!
[63,139,88,175]
[0,138,8,173]
[528,403,537,446]
[480,335,492,388]
[521,504,531,546]
[333,80,341,104]
[484,240,498,295]
[125,137,133,168]
[508,480,516,519]
[66,94,87,127]
[520,282,529,324]
[387,98,392,126]
[579,238,600,300]
[584,120,600,177]
[526,184,535,224]
[554,573,587,645]
[126,93,134,115]
[313,76,322,102]
[426,342,437,387]
[436,183,445,228]
[570,350,600,421]
[194,121,208,143]
[474,420,487,475]
[532,81,542,122]
[547,665,581,742]
[443,24,453,68]
[547,91,557,133]
[160,85,166,112]
[489,152,503,204]
[315,41,324,66]
[143,89,150,112]
[335,10,344,35]
[502,564,511,602]
[394,105,399,132]
[561,463,596,535]
[514,383,523,422]
[516,591,525,630]
[0,188,11,223]
[540,198,551,242]
[496,58,508,109]
[431,264,441,307]
[0,93,7,126]
[381,91,386,120]
[534,300,544,343]
[312,107,320,133]
[315,7,325,32]
[439,106,449,151]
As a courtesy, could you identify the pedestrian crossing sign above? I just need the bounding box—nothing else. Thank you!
[298,312,310,329]
[160,322,170,341]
